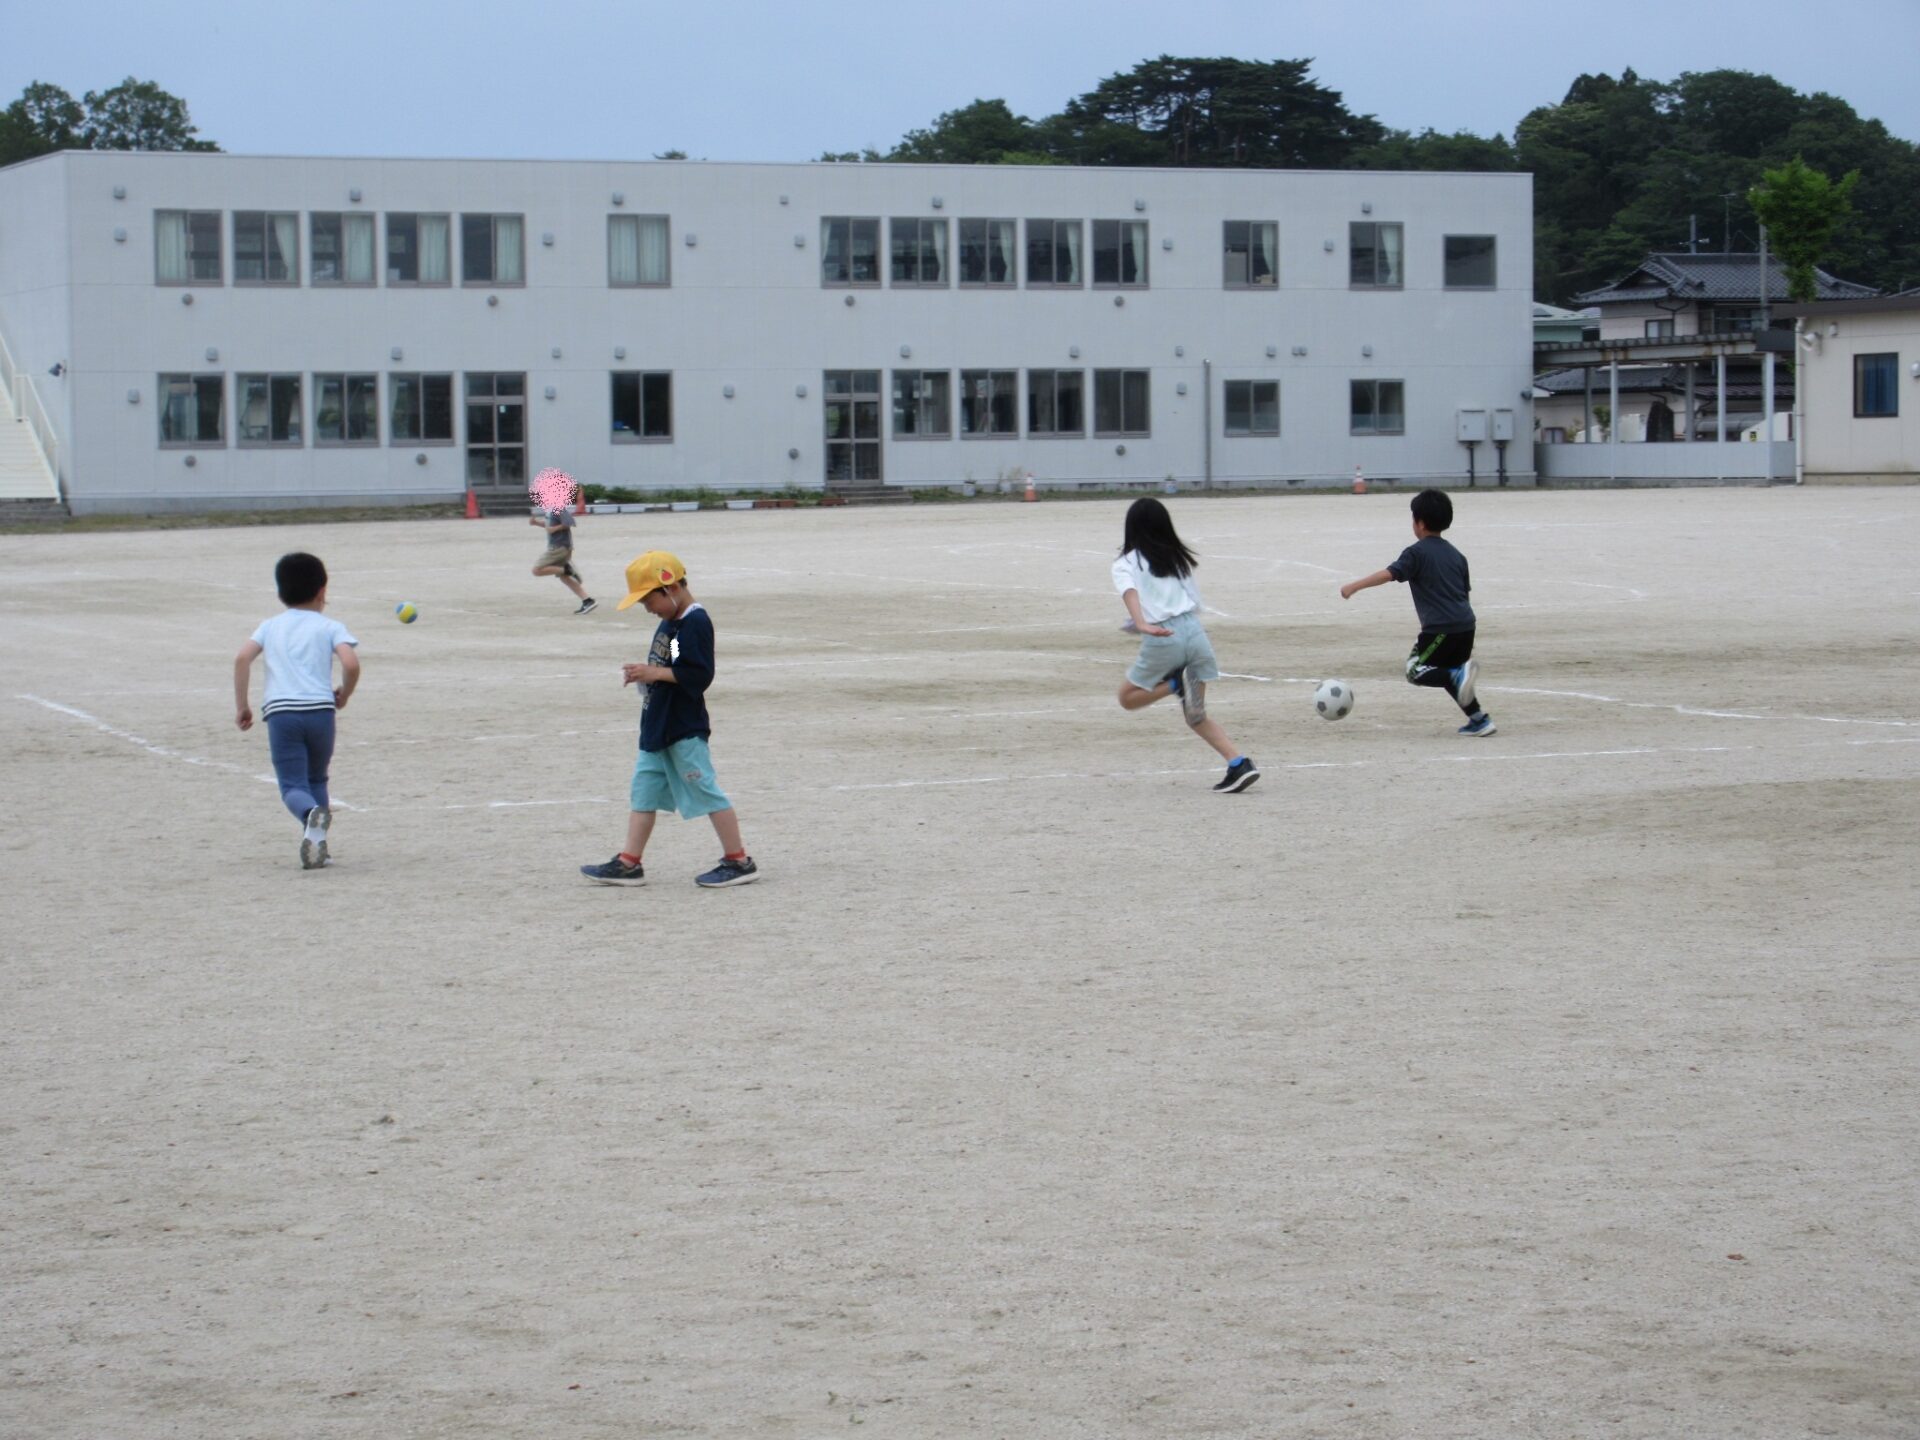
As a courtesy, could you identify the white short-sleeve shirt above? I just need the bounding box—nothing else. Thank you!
[1112,550,1201,624]
[251,609,358,718]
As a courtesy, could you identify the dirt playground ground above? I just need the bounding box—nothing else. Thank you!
[2,487,1916,1439]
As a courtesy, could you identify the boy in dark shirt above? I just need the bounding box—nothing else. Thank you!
[581,551,760,887]
[1340,489,1496,736]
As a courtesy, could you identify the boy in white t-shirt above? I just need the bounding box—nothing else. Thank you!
[233,553,361,869]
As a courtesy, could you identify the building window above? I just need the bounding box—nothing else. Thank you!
[1855,353,1899,418]
[311,213,376,285]
[155,210,221,284]
[960,369,1019,436]
[1350,221,1404,289]
[465,372,526,484]
[1703,305,1761,334]
[1028,369,1085,436]
[1443,234,1496,289]
[158,374,224,446]
[1224,380,1280,437]
[1092,220,1148,287]
[958,218,1017,286]
[612,372,673,440]
[821,217,881,285]
[237,374,303,446]
[232,211,298,285]
[892,370,951,437]
[386,213,451,285]
[315,373,379,445]
[1350,379,1405,435]
[889,217,948,287]
[462,214,524,285]
[824,370,883,484]
[390,373,454,443]
[1094,370,1151,436]
[1026,220,1083,287]
[1224,221,1277,288]
[608,215,669,286]
[1645,318,1675,339]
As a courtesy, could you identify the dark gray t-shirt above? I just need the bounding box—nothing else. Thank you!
[1388,535,1475,630]
[544,508,575,551]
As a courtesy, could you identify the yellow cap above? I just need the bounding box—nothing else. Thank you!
[616,550,688,610]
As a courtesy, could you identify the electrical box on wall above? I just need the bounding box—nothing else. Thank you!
[1490,408,1516,442]
[1456,409,1488,443]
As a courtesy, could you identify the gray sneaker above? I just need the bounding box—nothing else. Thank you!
[299,805,332,870]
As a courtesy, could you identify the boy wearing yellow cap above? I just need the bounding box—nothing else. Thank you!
[581,550,759,888]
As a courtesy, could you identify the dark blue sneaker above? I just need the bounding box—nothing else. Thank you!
[1453,658,1479,709]
[1162,667,1183,696]
[1212,758,1260,793]
[696,856,760,888]
[1457,713,1497,737]
[582,855,646,885]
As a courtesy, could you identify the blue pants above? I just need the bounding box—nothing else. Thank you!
[265,709,336,820]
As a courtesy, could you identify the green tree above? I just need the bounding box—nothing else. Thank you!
[1748,157,1859,300]
[80,77,218,151]
[1350,128,1516,172]
[0,82,85,166]
[889,99,1053,165]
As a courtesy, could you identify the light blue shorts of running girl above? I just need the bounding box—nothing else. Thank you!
[1125,610,1222,689]
[630,735,733,818]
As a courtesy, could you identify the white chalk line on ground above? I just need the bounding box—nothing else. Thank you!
[1494,686,1916,729]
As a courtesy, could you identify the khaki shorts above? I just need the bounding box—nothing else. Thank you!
[536,545,575,572]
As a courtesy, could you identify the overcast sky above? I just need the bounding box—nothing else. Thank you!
[8,0,1917,163]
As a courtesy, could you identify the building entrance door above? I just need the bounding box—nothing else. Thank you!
[466,373,527,487]
[823,370,881,489]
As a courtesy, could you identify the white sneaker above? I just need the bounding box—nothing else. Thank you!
[1454,659,1479,709]
[300,805,332,869]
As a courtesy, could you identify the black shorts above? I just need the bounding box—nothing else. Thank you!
[1407,627,1475,677]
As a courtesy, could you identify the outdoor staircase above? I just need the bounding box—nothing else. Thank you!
[0,373,64,517]
[826,481,913,505]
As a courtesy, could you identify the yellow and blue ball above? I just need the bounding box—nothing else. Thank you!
[395,602,419,624]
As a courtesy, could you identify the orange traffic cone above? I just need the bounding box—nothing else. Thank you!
[573,485,586,517]
[1023,472,1037,503]
[1352,465,1367,495]
[464,488,480,519]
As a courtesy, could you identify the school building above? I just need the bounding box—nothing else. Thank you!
[0,151,1536,514]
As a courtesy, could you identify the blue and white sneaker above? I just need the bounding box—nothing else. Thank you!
[581,855,646,885]
[1457,713,1497,737]
[696,856,760,888]
[1453,658,1479,709]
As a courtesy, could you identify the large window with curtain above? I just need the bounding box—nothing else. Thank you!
[1094,370,1151,436]
[611,372,673,440]
[1027,370,1085,436]
[232,211,298,284]
[958,219,1017,286]
[821,217,881,285]
[1854,353,1899,418]
[1224,221,1278,288]
[892,371,951,437]
[386,213,451,286]
[608,215,670,286]
[960,370,1019,436]
[461,214,524,285]
[1092,220,1148,287]
[1224,380,1280,437]
[390,374,454,443]
[314,373,379,445]
[1350,222,1404,289]
[1025,220,1082,287]
[155,210,222,284]
[311,213,376,285]
[237,374,303,446]
[158,374,224,445]
[1350,379,1406,435]
[890,218,949,287]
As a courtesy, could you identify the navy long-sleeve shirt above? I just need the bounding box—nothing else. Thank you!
[638,603,716,751]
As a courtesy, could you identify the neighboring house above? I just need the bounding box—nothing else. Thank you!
[1532,301,1595,346]
[0,151,1536,514]
[1777,293,1920,483]
[1576,251,1877,341]
[1534,362,1782,442]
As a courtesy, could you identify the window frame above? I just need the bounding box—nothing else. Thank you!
[607,213,671,287]
[1223,380,1281,438]
[385,212,452,287]
[232,210,300,287]
[821,216,882,287]
[1027,368,1086,438]
[1645,318,1676,339]
[1091,219,1149,289]
[1024,219,1084,289]
[1223,220,1278,290]
[1442,234,1497,290]
[157,373,225,448]
[236,372,305,448]
[1854,352,1900,418]
[1349,221,1405,290]
[310,211,377,287]
[891,369,952,439]
[957,217,1018,287]
[1093,369,1151,438]
[1350,379,1406,436]
[959,369,1020,438]
[154,209,223,285]
[611,371,674,442]
[889,217,950,288]
[389,372,456,446]
[460,213,525,287]
[313,372,381,447]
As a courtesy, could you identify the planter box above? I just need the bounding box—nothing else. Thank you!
[753,498,797,508]
[670,501,700,512]
[725,499,755,510]
[818,495,848,507]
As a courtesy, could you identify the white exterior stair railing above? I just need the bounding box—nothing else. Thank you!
[0,325,63,502]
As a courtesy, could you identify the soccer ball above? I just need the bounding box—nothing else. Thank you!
[395,602,419,624]
[1314,678,1354,720]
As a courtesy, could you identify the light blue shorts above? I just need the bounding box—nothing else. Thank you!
[631,735,732,819]
[1125,611,1221,689]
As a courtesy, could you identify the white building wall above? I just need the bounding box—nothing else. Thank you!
[1796,311,1920,480]
[0,156,76,478]
[0,151,1536,512]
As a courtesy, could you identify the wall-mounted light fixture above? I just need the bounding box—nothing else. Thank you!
[349,188,362,203]
[204,347,218,363]
[723,384,735,399]
[612,192,625,206]
[486,294,498,307]
[544,386,557,399]
[112,185,126,200]
[391,346,403,361]
[1265,344,1277,358]
[113,227,127,243]
[127,388,140,404]
[541,232,555,247]
[795,383,808,398]
[614,345,627,360]
[551,346,562,359]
